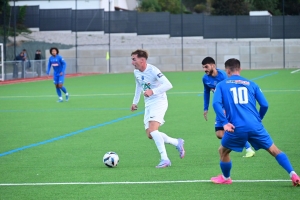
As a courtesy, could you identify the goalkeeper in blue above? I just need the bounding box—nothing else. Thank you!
[202,57,255,158]
[211,58,300,186]
[47,47,69,102]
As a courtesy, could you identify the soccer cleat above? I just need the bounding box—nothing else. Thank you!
[176,138,185,159]
[243,150,255,158]
[291,174,300,187]
[156,159,171,168]
[65,95,69,101]
[211,175,232,184]
[57,99,63,103]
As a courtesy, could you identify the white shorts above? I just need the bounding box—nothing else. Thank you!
[144,102,168,130]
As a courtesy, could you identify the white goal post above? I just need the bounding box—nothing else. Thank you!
[0,43,3,81]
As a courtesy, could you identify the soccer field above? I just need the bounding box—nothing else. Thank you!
[0,69,299,199]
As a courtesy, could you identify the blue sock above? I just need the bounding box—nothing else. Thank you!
[244,141,251,149]
[220,160,232,178]
[275,152,294,174]
[56,88,62,97]
[61,86,67,94]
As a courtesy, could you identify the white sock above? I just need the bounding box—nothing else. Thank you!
[246,147,253,152]
[150,130,169,160]
[290,171,296,177]
[160,132,178,146]
[66,93,69,96]
[59,97,63,100]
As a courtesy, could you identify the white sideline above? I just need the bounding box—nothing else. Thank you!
[291,69,300,74]
[0,179,291,186]
[0,90,299,99]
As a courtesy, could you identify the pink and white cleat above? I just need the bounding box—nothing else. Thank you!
[211,175,232,184]
[291,174,300,187]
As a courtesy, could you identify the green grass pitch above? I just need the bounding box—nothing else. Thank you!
[0,69,300,199]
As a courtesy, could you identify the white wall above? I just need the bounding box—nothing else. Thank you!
[9,0,138,11]
[10,0,101,10]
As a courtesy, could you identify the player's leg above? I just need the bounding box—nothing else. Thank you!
[144,106,170,168]
[211,145,233,184]
[267,144,300,186]
[146,122,171,168]
[58,76,69,101]
[53,76,63,102]
[215,118,224,139]
[251,128,299,186]
[243,141,255,158]
[211,129,247,184]
[160,132,185,159]
[155,103,185,158]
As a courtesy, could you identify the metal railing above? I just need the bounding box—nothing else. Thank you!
[3,60,47,80]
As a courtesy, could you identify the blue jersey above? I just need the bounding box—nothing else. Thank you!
[47,55,66,76]
[202,69,227,111]
[213,75,268,132]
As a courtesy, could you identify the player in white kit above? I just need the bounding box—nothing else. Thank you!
[130,49,185,168]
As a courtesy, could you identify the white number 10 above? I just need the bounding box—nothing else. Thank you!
[230,87,248,104]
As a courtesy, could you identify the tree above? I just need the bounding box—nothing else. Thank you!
[138,0,186,14]
[138,0,162,12]
[280,0,300,15]
[250,0,281,15]
[212,0,250,15]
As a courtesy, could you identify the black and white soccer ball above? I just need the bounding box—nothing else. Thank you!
[103,151,119,168]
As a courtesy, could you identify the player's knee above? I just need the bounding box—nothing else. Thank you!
[216,135,222,139]
[58,84,63,88]
[146,130,153,139]
[216,130,224,139]
[268,144,282,157]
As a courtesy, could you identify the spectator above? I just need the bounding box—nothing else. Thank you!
[14,52,25,78]
[35,50,43,76]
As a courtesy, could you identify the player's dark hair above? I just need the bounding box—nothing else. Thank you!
[131,49,148,59]
[225,58,241,72]
[50,47,59,55]
[202,57,215,65]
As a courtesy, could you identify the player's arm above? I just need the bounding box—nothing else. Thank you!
[46,58,51,75]
[151,69,173,95]
[212,84,228,126]
[203,77,211,120]
[60,57,67,75]
[132,78,142,111]
[255,86,269,120]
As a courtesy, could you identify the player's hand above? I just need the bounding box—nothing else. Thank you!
[143,89,153,97]
[223,123,235,132]
[203,110,208,121]
[131,104,138,112]
[59,72,63,76]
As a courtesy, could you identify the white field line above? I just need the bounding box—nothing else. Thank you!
[0,179,291,186]
[0,90,299,99]
[291,69,300,74]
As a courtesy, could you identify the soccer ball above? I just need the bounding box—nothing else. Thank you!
[103,151,119,168]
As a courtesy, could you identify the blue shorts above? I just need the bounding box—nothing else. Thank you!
[53,75,65,85]
[221,126,273,152]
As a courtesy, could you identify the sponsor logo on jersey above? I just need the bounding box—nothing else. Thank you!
[157,73,164,78]
[226,80,250,85]
[52,63,59,67]
[142,82,151,91]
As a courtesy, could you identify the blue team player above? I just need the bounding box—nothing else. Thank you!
[211,58,300,186]
[202,57,255,158]
[47,47,69,102]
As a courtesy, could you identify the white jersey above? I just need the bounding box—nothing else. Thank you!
[133,64,173,107]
